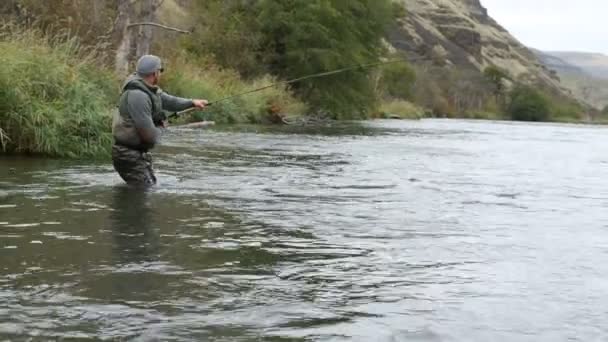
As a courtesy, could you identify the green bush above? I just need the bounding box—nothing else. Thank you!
[380,61,416,100]
[508,85,550,122]
[551,101,583,121]
[187,0,394,119]
[0,27,117,158]
[602,105,608,116]
[256,0,394,119]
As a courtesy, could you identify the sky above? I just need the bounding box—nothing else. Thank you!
[480,0,607,54]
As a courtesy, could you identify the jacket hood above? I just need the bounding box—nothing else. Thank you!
[122,73,159,93]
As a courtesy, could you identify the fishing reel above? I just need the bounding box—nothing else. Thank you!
[153,111,169,127]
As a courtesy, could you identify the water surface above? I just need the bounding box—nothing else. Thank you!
[1,119,607,341]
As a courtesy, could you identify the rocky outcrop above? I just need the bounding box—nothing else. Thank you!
[390,0,566,92]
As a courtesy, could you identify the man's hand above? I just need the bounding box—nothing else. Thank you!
[192,99,209,109]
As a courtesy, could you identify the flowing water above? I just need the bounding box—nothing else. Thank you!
[1,119,608,341]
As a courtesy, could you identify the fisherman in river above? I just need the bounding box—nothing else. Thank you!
[112,55,208,186]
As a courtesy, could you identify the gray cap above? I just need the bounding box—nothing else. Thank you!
[136,55,163,76]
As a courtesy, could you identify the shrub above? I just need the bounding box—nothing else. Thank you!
[0,27,117,158]
[256,0,394,119]
[380,61,416,100]
[551,100,584,121]
[508,85,550,121]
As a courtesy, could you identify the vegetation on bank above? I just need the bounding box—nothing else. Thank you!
[0,28,304,158]
[186,0,396,119]
[162,55,306,125]
[507,85,550,122]
[0,0,599,159]
[0,28,116,158]
[0,27,592,159]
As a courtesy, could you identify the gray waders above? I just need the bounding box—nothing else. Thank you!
[112,144,157,186]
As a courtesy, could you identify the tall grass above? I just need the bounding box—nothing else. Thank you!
[0,26,306,159]
[0,26,117,158]
[162,55,307,124]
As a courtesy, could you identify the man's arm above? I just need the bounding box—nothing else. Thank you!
[161,92,209,113]
[160,92,194,112]
[128,91,162,145]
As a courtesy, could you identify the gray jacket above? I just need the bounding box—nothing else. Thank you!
[112,74,194,150]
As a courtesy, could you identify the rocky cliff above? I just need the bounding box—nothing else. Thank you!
[389,0,565,91]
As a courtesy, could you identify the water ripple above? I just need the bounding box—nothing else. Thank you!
[2,120,608,340]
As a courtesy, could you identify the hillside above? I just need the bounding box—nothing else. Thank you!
[389,0,566,93]
[0,0,594,135]
[532,49,585,76]
[535,50,608,109]
[547,51,608,79]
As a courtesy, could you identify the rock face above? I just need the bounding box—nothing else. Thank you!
[390,0,564,91]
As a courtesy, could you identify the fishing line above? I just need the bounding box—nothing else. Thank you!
[170,57,427,118]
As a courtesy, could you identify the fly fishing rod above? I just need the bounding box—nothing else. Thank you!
[170,57,425,118]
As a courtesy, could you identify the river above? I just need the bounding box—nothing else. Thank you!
[1,119,607,341]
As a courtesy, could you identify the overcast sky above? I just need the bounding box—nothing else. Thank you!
[481,0,607,54]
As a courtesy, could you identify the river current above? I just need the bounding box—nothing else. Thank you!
[1,119,607,341]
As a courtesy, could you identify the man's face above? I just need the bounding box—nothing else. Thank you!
[152,69,162,86]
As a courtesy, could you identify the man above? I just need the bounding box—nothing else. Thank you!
[112,55,208,186]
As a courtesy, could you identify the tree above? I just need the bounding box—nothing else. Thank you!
[483,65,510,100]
[135,0,162,58]
[257,0,393,118]
[114,0,135,75]
[186,1,263,77]
[0,0,116,47]
[603,105,608,116]
[186,0,395,118]
[380,60,416,100]
[411,65,451,117]
[113,0,192,75]
[443,68,494,114]
[508,85,550,121]
[0,0,185,74]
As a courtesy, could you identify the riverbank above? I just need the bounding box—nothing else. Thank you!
[0,29,116,158]
[0,28,306,159]
[1,29,604,160]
